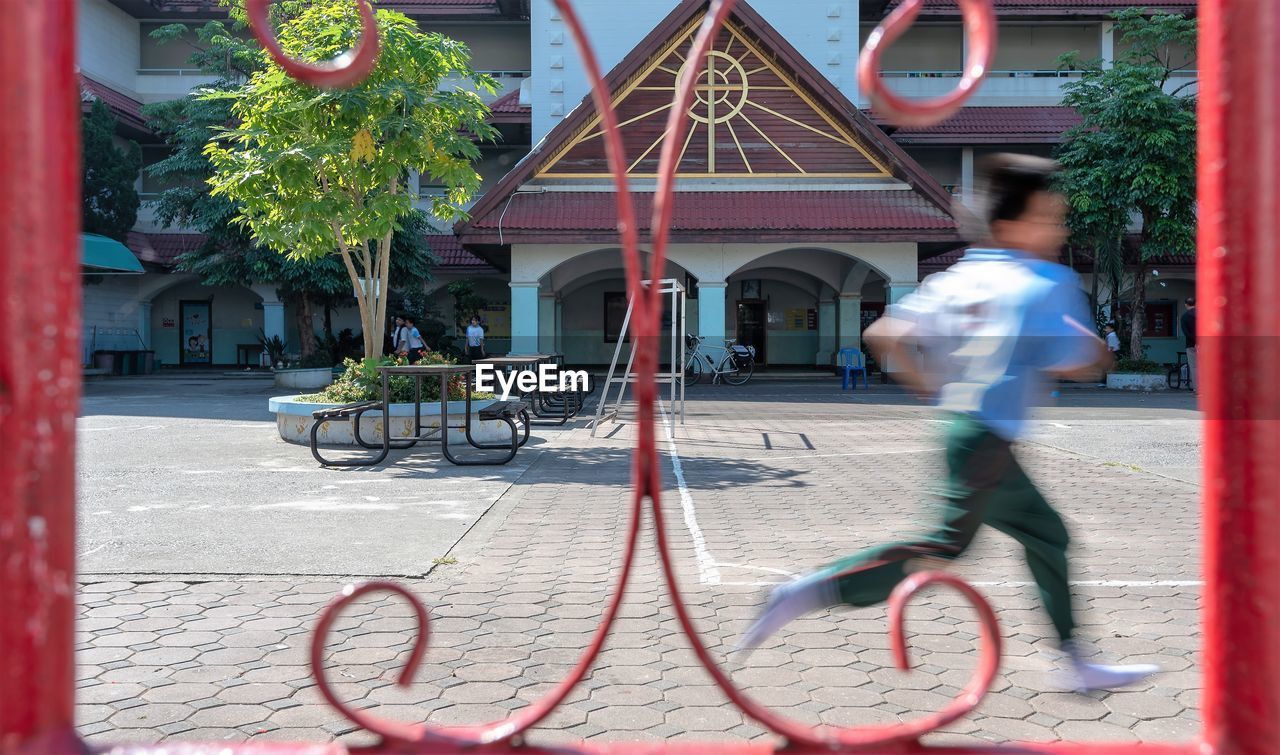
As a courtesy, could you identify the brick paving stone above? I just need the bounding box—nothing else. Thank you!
[75,387,1203,747]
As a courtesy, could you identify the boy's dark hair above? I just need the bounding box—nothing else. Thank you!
[404,315,415,325]
[1186,297,1196,307]
[974,154,1061,228]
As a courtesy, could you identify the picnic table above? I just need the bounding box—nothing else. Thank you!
[309,364,528,468]
[473,354,586,426]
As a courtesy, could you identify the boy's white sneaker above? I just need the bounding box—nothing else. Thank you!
[1053,641,1161,692]
[737,570,838,655]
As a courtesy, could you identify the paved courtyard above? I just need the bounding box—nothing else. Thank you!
[76,374,1202,747]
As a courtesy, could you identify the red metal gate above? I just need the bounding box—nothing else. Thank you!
[2,0,1276,753]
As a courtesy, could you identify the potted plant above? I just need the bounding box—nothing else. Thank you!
[1105,357,1168,391]
[257,331,288,369]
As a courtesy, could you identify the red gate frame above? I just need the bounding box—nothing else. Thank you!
[2,0,1276,753]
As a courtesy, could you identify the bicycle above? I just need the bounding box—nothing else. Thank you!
[1167,351,1191,390]
[680,334,755,386]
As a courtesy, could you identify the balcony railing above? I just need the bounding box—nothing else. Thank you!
[868,69,1197,106]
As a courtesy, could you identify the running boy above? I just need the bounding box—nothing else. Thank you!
[740,155,1159,692]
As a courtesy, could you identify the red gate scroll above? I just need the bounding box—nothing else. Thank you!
[1,0,1276,754]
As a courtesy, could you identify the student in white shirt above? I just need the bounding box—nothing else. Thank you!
[465,315,487,363]
[1104,322,1121,355]
[739,154,1158,692]
[401,315,426,363]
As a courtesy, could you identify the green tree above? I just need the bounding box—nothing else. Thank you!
[203,0,496,357]
[1056,8,1196,358]
[82,100,142,242]
[143,6,443,361]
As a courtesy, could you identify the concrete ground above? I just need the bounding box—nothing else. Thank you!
[76,375,1202,747]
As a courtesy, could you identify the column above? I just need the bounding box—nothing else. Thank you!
[695,281,727,345]
[961,147,975,205]
[137,301,153,349]
[554,298,564,356]
[881,283,920,378]
[262,301,286,353]
[816,298,837,365]
[1100,21,1115,69]
[509,281,539,354]
[538,292,557,355]
[888,282,918,305]
[837,293,862,351]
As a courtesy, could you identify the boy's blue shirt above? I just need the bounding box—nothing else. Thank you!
[889,247,1097,440]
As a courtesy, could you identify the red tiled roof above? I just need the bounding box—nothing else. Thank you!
[424,233,497,270]
[461,0,956,243]
[466,190,957,243]
[881,0,1195,16]
[874,106,1083,144]
[81,75,149,133]
[487,89,531,124]
[126,232,206,267]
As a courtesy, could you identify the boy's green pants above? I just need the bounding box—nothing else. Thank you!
[826,413,1076,642]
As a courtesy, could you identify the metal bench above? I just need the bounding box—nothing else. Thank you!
[447,399,529,466]
[309,401,392,467]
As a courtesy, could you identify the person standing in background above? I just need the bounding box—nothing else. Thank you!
[1180,298,1197,393]
[403,315,426,364]
[390,315,406,357]
[1104,322,1121,356]
[466,315,487,363]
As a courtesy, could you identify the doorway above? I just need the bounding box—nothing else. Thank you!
[736,301,766,365]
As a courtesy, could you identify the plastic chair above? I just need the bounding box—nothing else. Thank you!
[837,347,869,390]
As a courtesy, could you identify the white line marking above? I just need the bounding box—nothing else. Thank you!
[80,543,110,557]
[79,424,166,432]
[659,402,721,586]
[721,578,1204,588]
[748,448,942,462]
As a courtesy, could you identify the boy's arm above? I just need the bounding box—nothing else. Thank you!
[1046,313,1113,381]
[864,315,935,398]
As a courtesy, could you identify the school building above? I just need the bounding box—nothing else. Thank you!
[77,0,1197,369]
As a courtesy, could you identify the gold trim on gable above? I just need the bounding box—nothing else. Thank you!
[535,17,894,181]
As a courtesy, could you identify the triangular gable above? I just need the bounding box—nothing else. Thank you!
[459,0,955,236]
[538,15,893,178]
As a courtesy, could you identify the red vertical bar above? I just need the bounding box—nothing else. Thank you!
[1199,1,1280,753]
[0,0,82,751]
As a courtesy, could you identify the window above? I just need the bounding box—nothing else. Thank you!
[1118,301,1176,338]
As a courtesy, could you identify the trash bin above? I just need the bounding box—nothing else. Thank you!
[142,350,155,374]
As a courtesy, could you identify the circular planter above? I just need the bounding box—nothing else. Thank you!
[274,367,334,390]
[1106,373,1168,391]
[269,395,508,447]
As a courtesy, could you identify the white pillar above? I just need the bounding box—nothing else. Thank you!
[510,281,540,354]
[138,301,153,349]
[1101,21,1115,69]
[538,292,557,355]
[816,298,837,365]
[961,147,975,205]
[837,293,862,351]
[696,281,727,345]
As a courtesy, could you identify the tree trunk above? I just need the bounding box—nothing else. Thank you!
[1128,258,1147,361]
[1089,260,1100,324]
[323,300,333,340]
[286,291,316,360]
